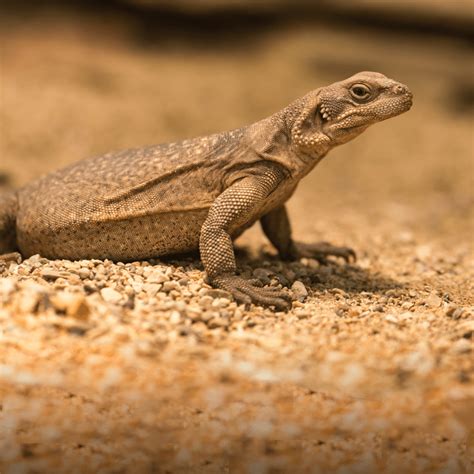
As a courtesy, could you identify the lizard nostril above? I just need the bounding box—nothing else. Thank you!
[394,84,407,94]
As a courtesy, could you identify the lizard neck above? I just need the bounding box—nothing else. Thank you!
[260,105,333,180]
[243,94,335,181]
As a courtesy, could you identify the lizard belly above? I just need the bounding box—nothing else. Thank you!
[17,208,209,261]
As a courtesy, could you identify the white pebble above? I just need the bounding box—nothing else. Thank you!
[100,287,122,304]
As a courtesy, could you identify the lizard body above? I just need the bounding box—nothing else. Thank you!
[0,72,412,309]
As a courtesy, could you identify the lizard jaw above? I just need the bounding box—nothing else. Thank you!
[323,92,413,139]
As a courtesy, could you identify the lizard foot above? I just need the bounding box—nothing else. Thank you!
[291,241,356,265]
[211,274,293,311]
[0,252,22,264]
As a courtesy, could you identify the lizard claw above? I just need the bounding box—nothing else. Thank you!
[293,241,356,264]
[211,274,293,311]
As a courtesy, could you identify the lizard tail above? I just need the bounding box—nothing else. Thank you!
[0,190,18,254]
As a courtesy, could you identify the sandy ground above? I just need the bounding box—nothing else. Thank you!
[0,6,473,474]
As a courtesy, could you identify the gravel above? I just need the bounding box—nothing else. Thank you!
[0,246,472,472]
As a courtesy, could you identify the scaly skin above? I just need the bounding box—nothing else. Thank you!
[0,72,412,310]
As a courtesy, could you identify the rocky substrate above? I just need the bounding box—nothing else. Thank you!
[0,250,472,473]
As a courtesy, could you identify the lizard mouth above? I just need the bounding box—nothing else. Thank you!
[330,94,413,132]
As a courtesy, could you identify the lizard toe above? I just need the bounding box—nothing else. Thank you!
[327,246,356,263]
[294,241,356,265]
[231,289,253,307]
[211,275,293,311]
[346,248,357,263]
[247,278,264,287]
[240,286,292,311]
[235,281,292,310]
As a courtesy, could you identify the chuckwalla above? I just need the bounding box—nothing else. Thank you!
[0,72,412,310]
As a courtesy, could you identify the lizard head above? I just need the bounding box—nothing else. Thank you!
[290,71,413,154]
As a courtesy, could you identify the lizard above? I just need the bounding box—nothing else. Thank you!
[0,72,412,310]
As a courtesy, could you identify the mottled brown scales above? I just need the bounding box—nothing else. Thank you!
[0,72,412,309]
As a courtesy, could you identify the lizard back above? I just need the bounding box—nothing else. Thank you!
[16,129,260,259]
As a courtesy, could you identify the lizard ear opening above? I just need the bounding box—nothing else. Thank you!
[291,98,329,151]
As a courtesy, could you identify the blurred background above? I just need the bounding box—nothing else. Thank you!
[1,0,473,245]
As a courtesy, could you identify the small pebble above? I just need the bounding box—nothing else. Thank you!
[253,268,273,285]
[17,290,43,314]
[147,270,169,284]
[40,270,64,281]
[425,293,442,308]
[77,268,91,279]
[446,306,464,320]
[162,281,181,293]
[50,292,90,320]
[169,311,182,325]
[291,281,308,302]
[451,339,471,354]
[204,288,232,299]
[385,314,402,326]
[143,283,161,297]
[0,277,17,296]
[100,287,123,304]
[207,317,230,329]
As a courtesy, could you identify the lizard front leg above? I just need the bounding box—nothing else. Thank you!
[261,205,356,264]
[200,168,292,311]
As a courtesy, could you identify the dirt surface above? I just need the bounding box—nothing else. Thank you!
[0,6,473,473]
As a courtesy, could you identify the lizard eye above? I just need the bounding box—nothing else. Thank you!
[350,84,371,101]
